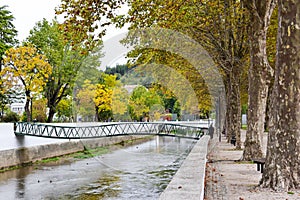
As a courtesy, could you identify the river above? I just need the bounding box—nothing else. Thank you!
[0,136,197,199]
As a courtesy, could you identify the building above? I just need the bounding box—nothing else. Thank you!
[10,102,25,115]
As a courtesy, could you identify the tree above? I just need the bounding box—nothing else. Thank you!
[94,83,113,121]
[55,0,125,50]
[261,0,300,191]
[111,87,130,121]
[124,0,248,148]
[26,19,100,122]
[57,0,249,148]
[1,46,52,121]
[0,5,17,120]
[56,97,73,122]
[32,98,47,122]
[0,5,17,64]
[129,85,162,121]
[242,0,277,160]
[75,44,103,89]
[76,80,97,121]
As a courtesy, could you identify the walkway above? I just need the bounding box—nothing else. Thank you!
[205,130,300,200]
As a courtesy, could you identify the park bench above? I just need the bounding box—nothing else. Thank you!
[252,158,266,173]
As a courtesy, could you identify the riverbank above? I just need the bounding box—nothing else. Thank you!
[205,130,300,199]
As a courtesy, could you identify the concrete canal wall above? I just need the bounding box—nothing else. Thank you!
[0,135,145,169]
[159,135,210,200]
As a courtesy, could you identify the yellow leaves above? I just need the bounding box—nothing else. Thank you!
[103,74,119,88]
[77,79,115,118]
[112,87,129,116]
[1,45,52,97]
[93,84,113,113]
[76,81,96,117]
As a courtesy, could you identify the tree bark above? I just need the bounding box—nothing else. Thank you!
[25,91,31,122]
[242,0,276,160]
[229,67,242,149]
[223,67,242,149]
[224,73,231,141]
[47,106,56,123]
[261,0,300,190]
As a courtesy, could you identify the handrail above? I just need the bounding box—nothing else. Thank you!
[14,122,209,140]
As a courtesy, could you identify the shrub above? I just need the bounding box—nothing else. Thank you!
[3,111,20,122]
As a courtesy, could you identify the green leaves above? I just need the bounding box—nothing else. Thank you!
[56,0,126,49]
[129,85,162,121]
[0,6,18,59]
[26,18,99,122]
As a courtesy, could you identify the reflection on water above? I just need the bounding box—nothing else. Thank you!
[0,136,196,199]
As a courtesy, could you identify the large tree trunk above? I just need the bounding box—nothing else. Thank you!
[47,106,56,123]
[261,0,300,190]
[223,67,242,149]
[224,73,231,141]
[242,0,276,160]
[229,67,242,149]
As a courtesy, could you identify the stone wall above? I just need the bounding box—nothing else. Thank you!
[0,136,144,169]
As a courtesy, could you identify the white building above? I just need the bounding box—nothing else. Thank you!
[10,102,25,115]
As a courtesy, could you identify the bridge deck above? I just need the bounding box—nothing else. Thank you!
[14,122,209,140]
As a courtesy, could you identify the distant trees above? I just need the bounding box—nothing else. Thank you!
[32,98,48,122]
[76,80,97,121]
[76,74,117,122]
[105,64,130,78]
[56,97,73,122]
[111,87,130,121]
[128,85,162,121]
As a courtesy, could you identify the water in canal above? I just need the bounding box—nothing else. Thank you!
[0,136,197,199]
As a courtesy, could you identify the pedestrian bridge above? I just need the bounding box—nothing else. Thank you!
[14,121,210,140]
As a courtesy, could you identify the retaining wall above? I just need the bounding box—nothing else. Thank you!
[159,135,210,200]
[0,135,144,169]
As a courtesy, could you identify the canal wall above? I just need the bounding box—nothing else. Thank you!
[0,135,145,170]
[159,135,210,200]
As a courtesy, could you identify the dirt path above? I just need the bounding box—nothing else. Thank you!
[204,131,300,200]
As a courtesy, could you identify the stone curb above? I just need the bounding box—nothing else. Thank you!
[159,135,210,200]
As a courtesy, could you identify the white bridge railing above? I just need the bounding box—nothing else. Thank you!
[14,121,210,140]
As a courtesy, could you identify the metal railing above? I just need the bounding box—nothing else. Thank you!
[14,122,209,140]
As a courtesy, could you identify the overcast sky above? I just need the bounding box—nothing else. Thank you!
[2,0,61,41]
[1,0,129,68]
